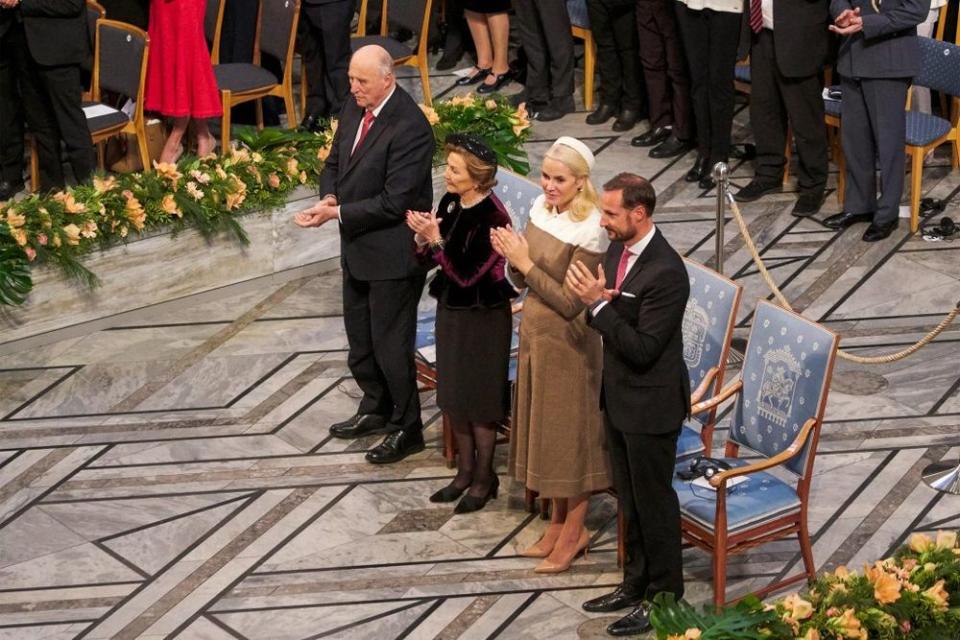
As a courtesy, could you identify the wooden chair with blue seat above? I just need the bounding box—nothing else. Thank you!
[213,0,301,150]
[613,258,742,566]
[351,0,434,105]
[672,299,838,606]
[566,0,596,111]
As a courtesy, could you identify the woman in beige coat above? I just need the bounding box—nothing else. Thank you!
[491,137,610,573]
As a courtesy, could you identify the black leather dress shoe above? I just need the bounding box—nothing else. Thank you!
[699,175,716,190]
[685,155,707,182]
[366,430,426,464]
[822,211,874,230]
[612,108,640,132]
[456,67,491,86]
[0,180,25,201]
[586,103,617,125]
[535,95,575,122]
[477,70,514,94]
[862,220,898,242]
[329,413,389,439]
[298,113,324,133]
[581,586,644,613]
[607,603,653,636]
[734,179,781,203]
[631,126,671,147]
[649,135,693,158]
[436,46,464,71]
[791,190,825,217]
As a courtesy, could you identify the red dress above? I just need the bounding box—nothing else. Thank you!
[144,0,222,118]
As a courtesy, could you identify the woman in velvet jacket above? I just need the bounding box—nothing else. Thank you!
[406,134,516,514]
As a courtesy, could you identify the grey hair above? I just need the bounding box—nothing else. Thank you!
[353,44,394,78]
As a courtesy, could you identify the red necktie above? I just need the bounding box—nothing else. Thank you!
[352,111,376,156]
[614,248,632,290]
[749,0,763,33]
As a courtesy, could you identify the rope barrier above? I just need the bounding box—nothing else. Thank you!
[726,194,959,364]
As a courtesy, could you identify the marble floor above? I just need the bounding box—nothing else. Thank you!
[1,51,959,640]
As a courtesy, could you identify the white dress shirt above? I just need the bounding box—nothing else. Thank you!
[761,0,773,29]
[591,223,657,316]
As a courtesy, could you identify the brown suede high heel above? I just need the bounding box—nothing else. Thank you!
[519,523,563,558]
[534,528,590,574]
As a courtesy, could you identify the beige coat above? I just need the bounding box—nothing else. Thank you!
[508,198,611,497]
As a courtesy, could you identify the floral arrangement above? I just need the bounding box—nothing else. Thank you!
[423,93,532,175]
[0,96,531,308]
[650,531,960,640]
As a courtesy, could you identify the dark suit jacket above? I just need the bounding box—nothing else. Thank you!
[737,0,830,76]
[20,0,87,66]
[587,229,691,435]
[318,85,435,281]
[830,0,929,78]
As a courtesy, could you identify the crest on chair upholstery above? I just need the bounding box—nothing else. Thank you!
[682,261,741,396]
[733,301,837,475]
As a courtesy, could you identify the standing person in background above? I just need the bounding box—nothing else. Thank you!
[493,137,610,574]
[407,134,517,514]
[567,172,689,638]
[585,0,648,132]
[733,0,830,217]
[3,0,94,191]
[145,0,222,162]
[298,0,352,132]
[457,2,513,94]
[630,0,694,158]
[674,0,743,189]
[295,45,435,465]
[512,0,576,121]
[823,0,929,241]
[0,1,24,200]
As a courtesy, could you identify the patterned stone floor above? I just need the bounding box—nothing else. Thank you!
[0,54,959,639]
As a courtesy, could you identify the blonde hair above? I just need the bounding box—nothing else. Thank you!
[543,142,600,221]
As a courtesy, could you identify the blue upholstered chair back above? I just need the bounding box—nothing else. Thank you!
[915,37,960,96]
[495,167,540,232]
[731,301,838,476]
[682,259,742,403]
[566,0,589,28]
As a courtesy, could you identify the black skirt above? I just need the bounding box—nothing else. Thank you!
[463,0,511,14]
[435,303,513,423]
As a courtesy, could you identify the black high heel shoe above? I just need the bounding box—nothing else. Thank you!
[454,475,499,514]
[477,71,514,95]
[456,67,491,86]
[430,482,468,503]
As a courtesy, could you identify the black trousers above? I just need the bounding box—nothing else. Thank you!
[840,75,909,226]
[300,0,352,119]
[587,0,647,112]
[8,22,93,191]
[605,416,684,600]
[0,29,24,186]
[343,264,426,433]
[675,5,740,165]
[636,0,691,137]
[513,0,575,104]
[749,29,827,193]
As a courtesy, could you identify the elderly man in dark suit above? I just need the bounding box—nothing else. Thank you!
[566,172,689,637]
[823,0,929,241]
[734,0,831,217]
[2,0,94,191]
[295,45,435,465]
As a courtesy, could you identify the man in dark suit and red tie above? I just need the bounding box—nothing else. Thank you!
[295,45,436,465]
[566,172,689,637]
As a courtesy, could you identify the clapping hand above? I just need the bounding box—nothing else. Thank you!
[565,260,618,306]
[830,6,863,34]
[405,209,442,245]
[294,195,337,228]
[490,226,533,274]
